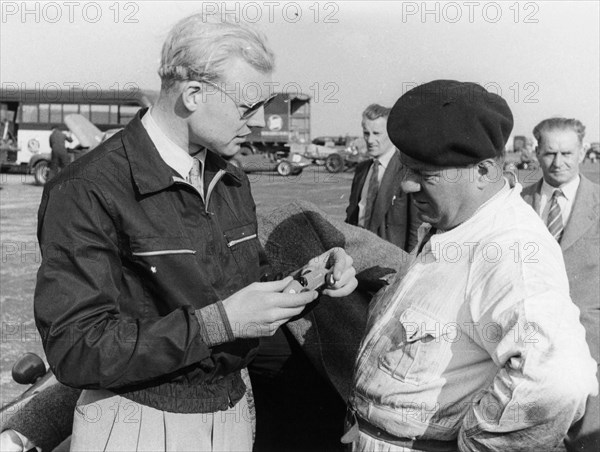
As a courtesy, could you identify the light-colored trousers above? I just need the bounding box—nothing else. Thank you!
[70,389,252,452]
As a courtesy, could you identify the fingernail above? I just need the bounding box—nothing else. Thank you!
[327,273,336,286]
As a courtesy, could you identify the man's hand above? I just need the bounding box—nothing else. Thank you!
[306,247,358,297]
[222,277,318,338]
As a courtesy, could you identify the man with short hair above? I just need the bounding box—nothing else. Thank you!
[522,117,600,451]
[346,104,419,252]
[346,80,597,451]
[33,15,356,451]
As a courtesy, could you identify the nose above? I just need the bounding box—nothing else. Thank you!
[245,106,266,128]
[552,153,563,166]
[400,169,421,193]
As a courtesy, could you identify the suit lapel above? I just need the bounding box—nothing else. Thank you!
[349,162,370,221]
[561,176,599,252]
[370,151,402,231]
[355,162,370,196]
[526,180,543,214]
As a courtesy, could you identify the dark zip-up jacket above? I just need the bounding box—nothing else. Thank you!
[34,110,266,413]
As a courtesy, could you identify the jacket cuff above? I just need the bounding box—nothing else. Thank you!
[195,301,235,347]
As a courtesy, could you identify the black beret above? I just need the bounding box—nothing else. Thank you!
[387,80,513,167]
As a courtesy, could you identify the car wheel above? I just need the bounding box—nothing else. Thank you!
[239,143,255,156]
[277,161,292,176]
[325,153,344,173]
[34,160,49,186]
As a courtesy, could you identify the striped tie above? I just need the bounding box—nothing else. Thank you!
[546,189,564,242]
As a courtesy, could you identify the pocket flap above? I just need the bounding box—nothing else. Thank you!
[223,223,258,248]
[399,308,441,343]
[129,237,195,255]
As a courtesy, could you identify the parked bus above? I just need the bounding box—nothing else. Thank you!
[0,85,156,183]
[1,86,311,184]
[241,92,311,154]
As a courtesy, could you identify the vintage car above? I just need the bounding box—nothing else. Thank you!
[290,136,368,173]
[29,114,119,186]
[228,150,312,176]
[503,149,539,172]
[586,142,599,163]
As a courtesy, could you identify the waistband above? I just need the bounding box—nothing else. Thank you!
[343,409,458,452]
[115,371,245,414]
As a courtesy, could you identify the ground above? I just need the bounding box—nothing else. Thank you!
[1,162,598,407]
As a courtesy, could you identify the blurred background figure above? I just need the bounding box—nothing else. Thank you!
[47,126,72,180]
[345,104,419,252]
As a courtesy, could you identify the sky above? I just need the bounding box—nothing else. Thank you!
[1,0,599,144]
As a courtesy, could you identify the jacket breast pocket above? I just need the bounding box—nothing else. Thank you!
[223,223,260,269]
[130,237,196,257]
[126,237,199,311]
[386,190,409,225]
[377,308,447,386]
[129,237,197,278]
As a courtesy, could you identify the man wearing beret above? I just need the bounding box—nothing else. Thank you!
[345,80,598,451]
[522,118,600,451]
[345,103,420,252]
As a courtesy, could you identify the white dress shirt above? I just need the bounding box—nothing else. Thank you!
[141,108,206,200]
[350,182,597,448]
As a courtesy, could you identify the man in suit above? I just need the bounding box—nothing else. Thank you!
[522,117,600,451]
[346,104,419,252]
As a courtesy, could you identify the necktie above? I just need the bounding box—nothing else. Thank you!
[363,159,380,229]
[546,189,564,242]
[188,156,204,201]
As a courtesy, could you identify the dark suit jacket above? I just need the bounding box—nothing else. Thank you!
[345,150,420,252]
[522,175,600,452]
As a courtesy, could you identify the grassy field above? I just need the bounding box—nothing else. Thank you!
[1,162,598,407]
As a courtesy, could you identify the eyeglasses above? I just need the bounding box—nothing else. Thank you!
[201,80,277,120]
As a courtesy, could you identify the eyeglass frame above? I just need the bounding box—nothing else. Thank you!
[198,79,277,120]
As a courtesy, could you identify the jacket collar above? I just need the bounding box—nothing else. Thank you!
[522,179,544,214]
[122,108,241,195]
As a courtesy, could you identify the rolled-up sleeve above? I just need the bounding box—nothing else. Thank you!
[34,179,213,390]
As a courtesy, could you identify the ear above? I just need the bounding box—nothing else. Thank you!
[181,81,203,112]
[476,159,502,188]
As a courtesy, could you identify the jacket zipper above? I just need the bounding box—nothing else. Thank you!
[132,249,197,256]
[227,234,258,248]
[173,169,226,214]
[204,169,225,213]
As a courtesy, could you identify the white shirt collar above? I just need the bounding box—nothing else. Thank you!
[424,181,512,256]
[141,108,206,179]
[541,175,580,202]
[375,147,397,170]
